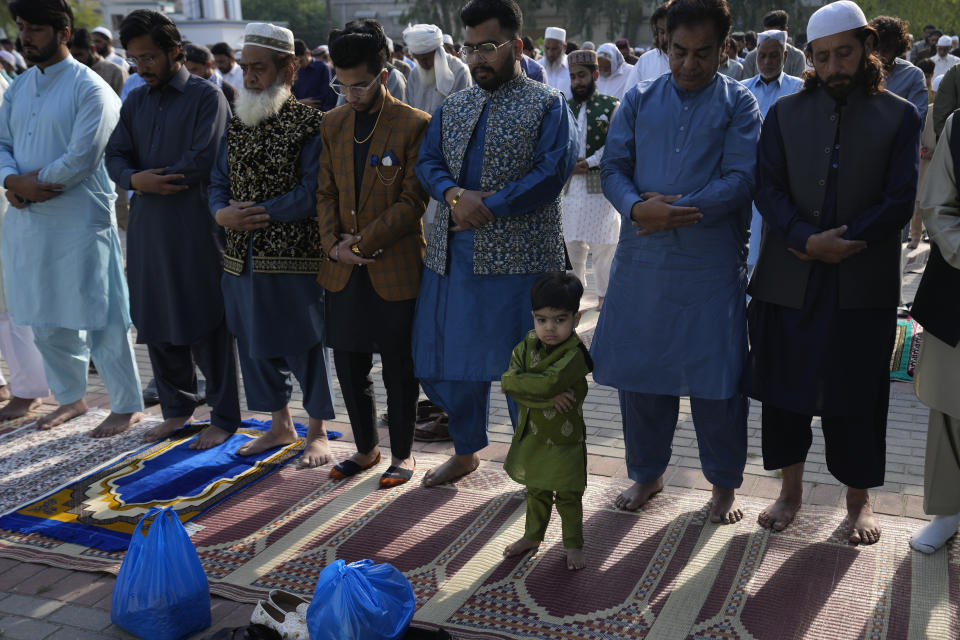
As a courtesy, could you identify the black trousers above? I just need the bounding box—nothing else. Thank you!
[761,402,888,490]
[333,348,417,460]
[146,320,242,432]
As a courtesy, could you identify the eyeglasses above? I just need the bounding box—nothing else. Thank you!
[460,40,515,62]
[125,54,158,67]
[329,71,384,96]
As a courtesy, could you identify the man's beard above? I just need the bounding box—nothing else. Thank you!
[23,39,59,64]
[235,81,292,127]
[543,55,564,73]
[821,52,871,100]
[95,43,108,56]
[416,65,436,87]
[571,79,596,102]
[471,53,516,91]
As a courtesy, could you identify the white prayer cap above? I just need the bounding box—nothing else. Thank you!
[806,1,867,44]
[0,51,14,66]
[544,27,566,42]
[937,35,953,47]
[757,30,787,47]
[243,22,295,54]
[953,35,959,45]
[92,26,112,40]
[403,24,443,55]
[442,34,453,46]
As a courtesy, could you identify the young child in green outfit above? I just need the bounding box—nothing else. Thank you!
[501,272,593,570]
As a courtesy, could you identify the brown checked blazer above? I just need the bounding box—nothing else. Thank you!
[316,90,430,301]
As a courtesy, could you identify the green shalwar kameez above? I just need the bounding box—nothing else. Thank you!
[502,330,593,549]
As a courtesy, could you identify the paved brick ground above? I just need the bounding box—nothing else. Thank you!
[0,243,934,638]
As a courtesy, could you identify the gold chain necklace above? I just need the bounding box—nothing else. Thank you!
[353,94,385,145]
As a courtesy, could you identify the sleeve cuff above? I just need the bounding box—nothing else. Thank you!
[433,178,458,204]
[485,191,509,218]
[787,220,820,253]
[586,153,602,168]
[0,168,16,189]
[115,169,136,191]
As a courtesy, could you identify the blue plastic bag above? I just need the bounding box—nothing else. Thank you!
[306,559,415,640]
[111,506,211,640]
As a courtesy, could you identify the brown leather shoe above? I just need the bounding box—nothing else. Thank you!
[414,413,451,442]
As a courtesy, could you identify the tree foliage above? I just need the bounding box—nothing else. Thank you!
[0,1,100,41]
[242,0,331,48]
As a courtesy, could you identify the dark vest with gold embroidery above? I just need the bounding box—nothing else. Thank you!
[223,97,324,276]
[567,93,618,159]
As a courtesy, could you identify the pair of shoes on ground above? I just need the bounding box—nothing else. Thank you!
[329,452,417,488]
[250,590,310,639]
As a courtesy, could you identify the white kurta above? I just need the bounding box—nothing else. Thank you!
[915,113,960,419]
[597,64,633,100]
[934,54,960,81]
[561,104,620,245]
[405,54,472,115]
[543,55,572,100]
[624,49,670,90]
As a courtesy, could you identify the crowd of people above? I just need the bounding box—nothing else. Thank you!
[0,0,958,578]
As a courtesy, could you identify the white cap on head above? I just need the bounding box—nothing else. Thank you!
[806,1,867,44]
[243,22,295,54]
[937,35,953,47]
[544,27,566,42]
[403,24,443,55]
[442,34,453,46]
[92,26,112,40]
[757,30,787,47]
[953,35,959,44]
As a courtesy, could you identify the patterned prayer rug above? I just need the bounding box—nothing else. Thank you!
[0,442,952,639]
[0,418,330,551]
[891,317,923,382]
[0,412,40,438]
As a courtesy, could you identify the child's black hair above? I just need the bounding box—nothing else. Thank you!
[530,272,583,314]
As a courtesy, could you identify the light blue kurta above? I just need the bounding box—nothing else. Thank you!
[741,71,804,268]
[593,73,761,399]
[0,56,127,331]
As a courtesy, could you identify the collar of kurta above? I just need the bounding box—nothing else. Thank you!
[38,55,72,76]
[757,71,786,87]
[149,64,190,94]
[812,84,868,115]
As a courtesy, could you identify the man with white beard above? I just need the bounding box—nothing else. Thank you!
[404,24,472,115]
[107,10,241,449]
[542,26,571,99]
[209,23,336,465]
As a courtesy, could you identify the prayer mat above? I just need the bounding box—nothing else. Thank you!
[891,317,923,381]
[0,442,952,639]
[0,413,40,438]
[0,418,341,552]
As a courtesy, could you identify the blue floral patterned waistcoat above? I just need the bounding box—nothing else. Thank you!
[424,74,567,276]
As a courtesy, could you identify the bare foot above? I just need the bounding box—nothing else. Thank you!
[614,476,664,511]
[596,296,604,312]
[37,399,88,430]
[758,494,801,531]
[846,489,881,545]
[907,239,920,250]
[299,418,332,468]
[0,385,10,402]
[237,423,297,456]
[143,416,192,443]
[503,537,540,558]
[422,453,480,487]
[709,486,743,524]
[299,437,333,468]
[566,547,586,570]
[190,424,233,450]
[91,411,142,438]
[0,397,43,420]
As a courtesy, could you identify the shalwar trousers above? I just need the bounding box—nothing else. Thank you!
[619,391,748,489]
[334,349,418,461]
[921,409,960,515]
[146,320,241,432]
[760,403,887,490]
[566,240,616,298]
[0,312,48,399]
[419,379,519,455]
[524,488,584,549]
[237,341,335,420]
[32,322,143,414]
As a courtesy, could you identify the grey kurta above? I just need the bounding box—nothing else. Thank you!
[915,113,960,514]
[106,66,231,345]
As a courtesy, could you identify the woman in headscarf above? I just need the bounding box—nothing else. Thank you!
[596,42,632,100]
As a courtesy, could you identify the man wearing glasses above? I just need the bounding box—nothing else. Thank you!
[316,19,431,488]
[106,10,241,450]
[209,22,336,464]
[414,0,578,486]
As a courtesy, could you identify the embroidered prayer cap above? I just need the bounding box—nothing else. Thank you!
[757,30,787,47]
[403,24,443,55]
[243,22,295,55]
[92,26,113,40]
[806,1,867,44]
[937,35,953,47]
[567,49,598,68]
[545,27,566,42]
